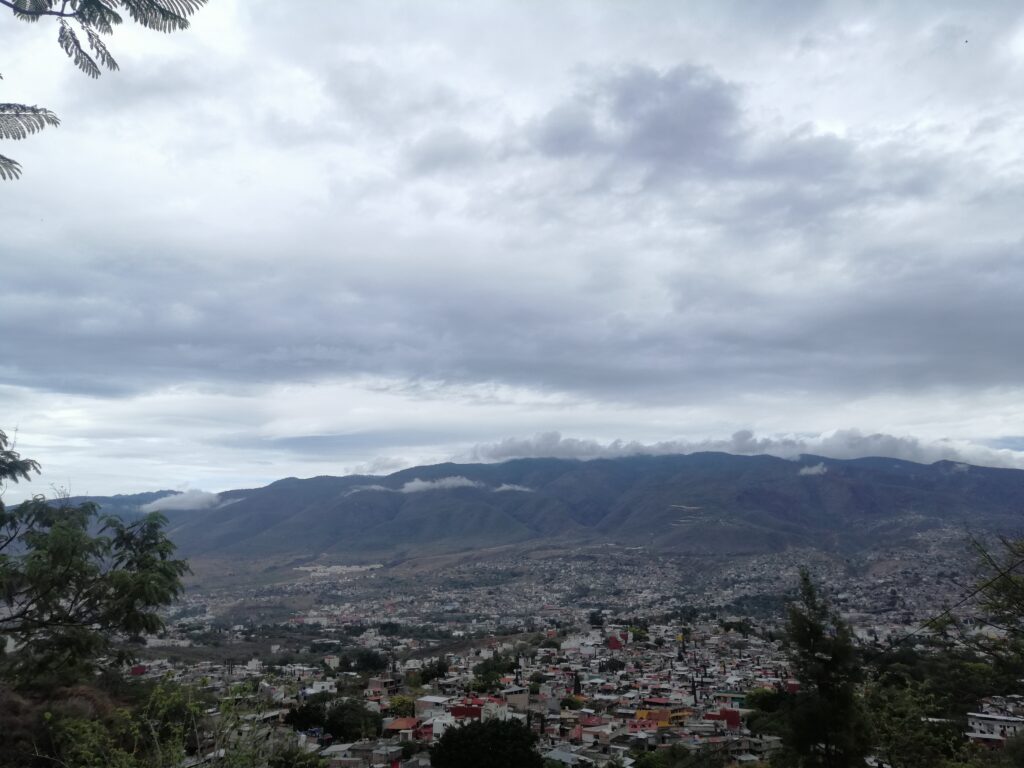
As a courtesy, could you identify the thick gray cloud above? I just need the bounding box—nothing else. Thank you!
[3,1,1024,494]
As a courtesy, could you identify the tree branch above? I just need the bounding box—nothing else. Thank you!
[0,0,79,18]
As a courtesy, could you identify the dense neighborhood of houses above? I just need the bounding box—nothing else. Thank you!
[135,610,1012,766]
[123,529,1010,766]
[137,619,791,766]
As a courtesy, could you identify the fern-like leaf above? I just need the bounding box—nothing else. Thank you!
[0,153,22,180]
[142,0,208,19]
[6,1,207,71]
[121,0,190,32]
[0,104,61,140]
[119,0,207,33]
[10,0,50,23]
[84,26,119,71]
[58,19,101,78]
[76,1,123,36]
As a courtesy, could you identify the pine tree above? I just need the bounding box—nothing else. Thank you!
[777,568,871,767]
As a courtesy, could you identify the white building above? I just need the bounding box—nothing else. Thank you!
[967,711,1024,743]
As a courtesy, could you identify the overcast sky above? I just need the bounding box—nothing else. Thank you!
[3,0,1024,499]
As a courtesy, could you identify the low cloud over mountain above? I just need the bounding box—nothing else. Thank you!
[141,489,221,512]
[468,430,1024,469]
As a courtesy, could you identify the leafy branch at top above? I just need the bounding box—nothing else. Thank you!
[4,1,208,78]
[1,0,207,178]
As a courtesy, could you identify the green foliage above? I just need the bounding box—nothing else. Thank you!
[629,625,649,642]
[744,687,790,738]
[266,744,326,768]
[864,642,1024,720]
[420,658,450,684]
[378,621,402,636]
[0,431,189,687]
[471,653,516,691]
[864,680,964,768]
[206,682,329,768]
[0,677,208,768]
[45,708,142,768]
[390,693,415,717]
[633,744,726,768]
[354,648,388,672]
[774,568,871,768]
[857,537,1024,768]
[284,698,329,732]
[600,657,626,673]
[719,618,754,636]
[323,704,380,745]
[969,537,1024,666]
[0,428,39,482]
[284,698,382,741]
[430,718,543,768]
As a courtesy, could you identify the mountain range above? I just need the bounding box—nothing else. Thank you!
[67,452,1024,562]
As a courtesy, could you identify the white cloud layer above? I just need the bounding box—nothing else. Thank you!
[141,489,220,512]
[468,430,1024,469]
[400,476,482,493]
[799,463,829,476]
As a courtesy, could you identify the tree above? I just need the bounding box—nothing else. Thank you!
[353,648,387,672]
[282,698,382,742]
[389,694,415,717]
[633,744,726,768]
[420,658,449,684]
[0,677,211,768]
[971,537,1024,646]
[0,429,189,686]
[775,568,871,768]
[1,0,207,179]
[266,745,326,768]
[864,680,964,768]
[283,698,330,733]
[471,653,516,691]
[744,687,788,738]
[430,719,543,768]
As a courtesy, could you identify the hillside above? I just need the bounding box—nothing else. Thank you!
[66,453,1024,561]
